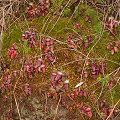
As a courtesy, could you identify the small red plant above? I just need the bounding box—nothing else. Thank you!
[86,107,92,117]
[85,15,89,21]
[75,89,78,95]
[25,1,50,21]
[7,43,18,59]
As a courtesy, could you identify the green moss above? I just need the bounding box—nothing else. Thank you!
[112,85,120,104]
[104,84,120,105]
[2,26,21,49]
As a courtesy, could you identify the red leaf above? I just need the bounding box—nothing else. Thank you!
[64,80,69,91]
[114,46,118,53]
[114,109,118,116]
[80,90,83,96]
[85,59,89,66]
[41,43,44,49]
[7,84,10,89]
[82,104,86,111]
[91,63,96,71]
[41,64,46,73]
[39,0,44,5]
[15,53,18,58]
[12,43,18,50]
[44,47,49,53]
[102,108,107,119]
[109,109,113,117]
[51,72,56,83]
[7,75,11,84]
[77,103,80,107]
[50,40,53,45]
[21,34,25,42]
[11,52,16,59]
[47,92,51,97]
[109,20,114,33]
[115,41,119,47]
[85,40,88,47]
[103,62,107,67]
[111,47,114,55]
[13,70,17,77]
[56,84,60,92]
[7,49,12,56]
[24,83,29,91]
[55,71,63,81]
[86,108,92,117]
[99,100,104,107]
[77,67,82,72]
[42,12,45,16]
[37,58,42,66]
[85,15,89,21]
[103,108,107,114]
[83,90,87,96]
[1,82,5,88]
[84,71,88,78]
[29,14,34,21]
[71,93,74,99]
[28,72,32,78]
[4,96,7,102]
[88,35,92,41]
[114,21,118,27]
[76,23,82,29]
[107,43,111,49]
[92,71,96,79]
[109,79,113,89]
[75,90,78,95]
[29,87,32,95]
[9,110,13,117]
[26,65,30,72]
[34,65,38,73]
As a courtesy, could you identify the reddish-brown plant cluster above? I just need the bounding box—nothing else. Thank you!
[90,61,107,79]
[81,104,92,117]
[0,73,12,105]
[24,57,47,79]
[25,0,50,20]
[103,17,119,33]
[66,36,79,49]
[66,34,93,50]
[50,71,69,93]
[41,37,57,66]
[7,43,18,59]
[75,23,82,29]
[2,74,11,89]
[24,83,32,97]
[99,100,118,119]
[22,29,38,48]
[107,41,119,55]
[81,60,107,79]
[70,88,88,99]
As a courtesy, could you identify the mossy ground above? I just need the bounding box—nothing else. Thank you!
[1,4,120,119]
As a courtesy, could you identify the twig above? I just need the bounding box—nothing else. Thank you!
[106,99,120,120]
[13,92,22,120]
[93,84,104,105]
[66,0,82,26]
[53,93,61,120]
